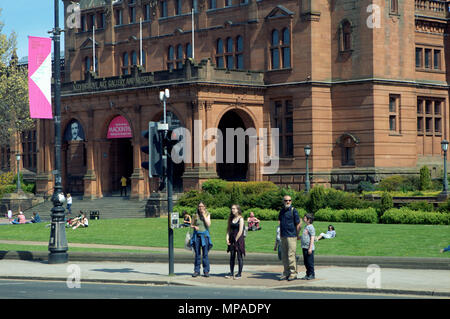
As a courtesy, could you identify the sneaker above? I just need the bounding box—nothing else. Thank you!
[234,274,242,280]
[224,273,233,279]
[279,275,288,281]
[192,272,200,278]
[287,275,297,281]
[204,272,210,278]
[306,275,315,280]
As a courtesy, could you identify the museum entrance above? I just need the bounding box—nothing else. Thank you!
[107,115,134,195]
[109,138,133,194]
[217,110,249,181]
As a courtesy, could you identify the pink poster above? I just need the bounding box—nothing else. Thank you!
[107,116,132,139]
[28,36,53,119]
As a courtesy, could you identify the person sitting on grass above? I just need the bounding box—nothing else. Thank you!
[181,211,192,228]
[440,245,450,253]
[247,212,261,231]
[11,211,26,225]
[72,214,89,230]
[316,225,336,241]
[31,212,41,223]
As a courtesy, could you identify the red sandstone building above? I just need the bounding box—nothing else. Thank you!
[20,0,450,199]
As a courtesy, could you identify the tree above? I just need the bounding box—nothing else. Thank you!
[0,9,34,148]
[419,165,432,191]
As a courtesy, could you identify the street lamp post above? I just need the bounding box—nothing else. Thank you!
[159,89,174,276]
[440,140,449,199]
[304,145,311,193]
[48,0,68,264]
[15,153,21,193]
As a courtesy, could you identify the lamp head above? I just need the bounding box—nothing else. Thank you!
[15,153,21,161]
[442,140,449,152]
[304,145,311,157]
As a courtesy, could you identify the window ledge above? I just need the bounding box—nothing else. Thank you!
[266,68,292,73]
[389,132,402,136]
[339,49,353,54]
[416,68,445,74]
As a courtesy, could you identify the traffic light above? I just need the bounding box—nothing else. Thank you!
[164,129,179,157]
[141,121,163,178]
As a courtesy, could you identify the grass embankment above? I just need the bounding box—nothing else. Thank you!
[0,218,449,258]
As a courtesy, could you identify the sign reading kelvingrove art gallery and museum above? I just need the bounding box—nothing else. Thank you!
[107,116,132,139]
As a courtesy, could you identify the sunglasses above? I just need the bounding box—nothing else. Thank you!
[284,199,292,202]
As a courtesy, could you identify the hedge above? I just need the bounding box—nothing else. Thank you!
[381,208,450,225]
[315,208,378,224]
[173,206,305,221]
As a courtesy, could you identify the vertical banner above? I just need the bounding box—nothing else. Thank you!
[28,36,53,119]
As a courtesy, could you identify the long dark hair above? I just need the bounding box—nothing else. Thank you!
[227,204,242,234]
[195,201,206,222]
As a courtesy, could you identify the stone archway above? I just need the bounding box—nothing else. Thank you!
[216,109,255,181]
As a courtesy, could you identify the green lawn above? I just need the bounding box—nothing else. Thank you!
[0,218,449,258]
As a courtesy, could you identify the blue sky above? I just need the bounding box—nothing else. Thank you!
[1,1,65,59]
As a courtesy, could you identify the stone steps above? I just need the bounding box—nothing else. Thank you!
[23,196,147,221]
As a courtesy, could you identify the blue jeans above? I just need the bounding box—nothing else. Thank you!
[194,235,210,274]
[443,245,450,252]
[302,248,315,278]
[67,204,72,214]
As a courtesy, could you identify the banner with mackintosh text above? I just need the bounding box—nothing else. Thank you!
[28,36,53,119]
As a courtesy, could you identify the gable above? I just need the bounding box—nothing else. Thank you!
[265,5,294,20]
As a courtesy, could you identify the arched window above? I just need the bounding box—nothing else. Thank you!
[141,50,146,68]
[122,52,129,75]
[390,0,398,14]
[186,43,192,59]
[236,35,244,70]
[131,51,137,66]
[167,46,174,70]
[271,30,280,70]
[226,37,234,69]
[176,44,184,69]
[84,56,91,73]
[282,28,291,68]
[340,20,352,52]
[216,38,224,68]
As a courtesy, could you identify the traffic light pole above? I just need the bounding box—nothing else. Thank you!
[159,90,174,276]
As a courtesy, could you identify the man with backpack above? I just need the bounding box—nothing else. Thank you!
[278,195,302,281]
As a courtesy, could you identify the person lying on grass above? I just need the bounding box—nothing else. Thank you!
[315,225,336,241]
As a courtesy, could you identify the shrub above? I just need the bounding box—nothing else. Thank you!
[358,181,375,193]
[438,199,450,213]
[325,188,364,210]
[226,181,278,195]
[243,207,283,221]
[173,205,197,216]
[419,166,432,191]
[208,207,231,219]
[306,185,326,213]
[315,208,378,224]
[0,171,15,186]
[230,183,244,206]
[380,192,393,215]
[378,175,406,192]
[201,179,228,195]
[381,208,450,225]
[406,201,434,212]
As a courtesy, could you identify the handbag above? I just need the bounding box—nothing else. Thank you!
[184,231,193,251]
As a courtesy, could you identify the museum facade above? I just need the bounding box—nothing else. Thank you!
[25,0,450,199]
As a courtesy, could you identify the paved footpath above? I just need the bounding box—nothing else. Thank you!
[0,243,449,297]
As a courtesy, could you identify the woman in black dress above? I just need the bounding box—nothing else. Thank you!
[225,204,246,279]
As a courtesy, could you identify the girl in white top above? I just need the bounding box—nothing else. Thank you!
[316,225,336,241]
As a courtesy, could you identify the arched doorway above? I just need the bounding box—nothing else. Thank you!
[107,115,134,195]
[217,110,249,181]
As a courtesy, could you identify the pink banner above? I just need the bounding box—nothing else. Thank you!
[28,36,53,119]
[107,116,132,139]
